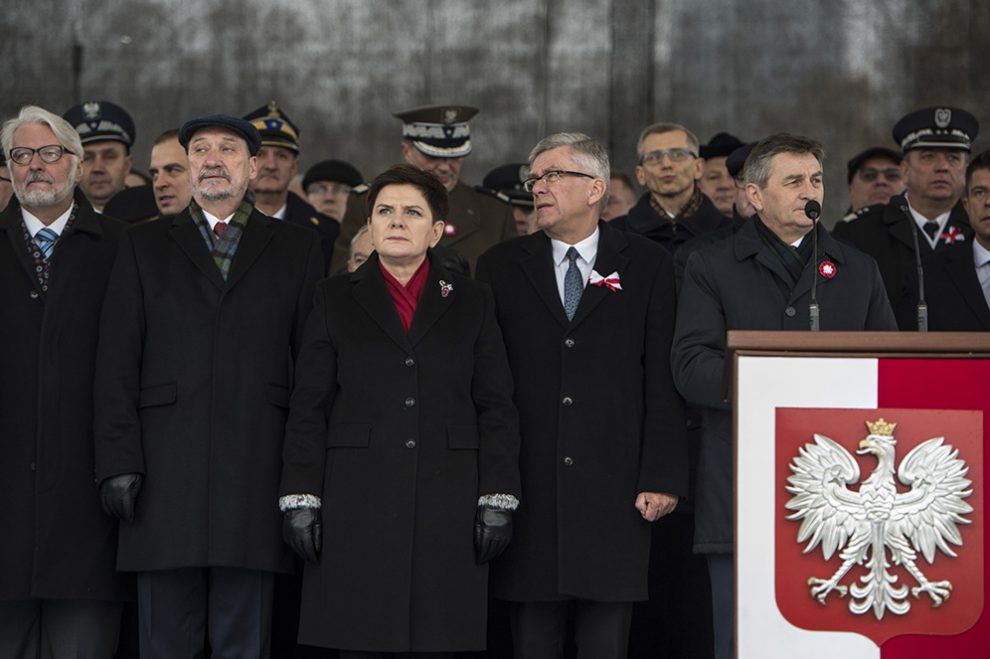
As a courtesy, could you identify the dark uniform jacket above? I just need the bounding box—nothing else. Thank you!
[610,191,733,257]
[94,205,323,573]
[476,222,688,602]
[831,194,972,329]
[283,190,339,274]
[279,253,521,652]
[672,217,897,553]
[0,190,129,601]
[924,241,990,330]
[333,180,515,274]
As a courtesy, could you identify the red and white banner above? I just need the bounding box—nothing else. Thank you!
[736,357,989,658]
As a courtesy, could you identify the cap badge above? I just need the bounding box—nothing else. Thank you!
[83,102,101,120]
[934,108,951,129]
[819,261,837,279]
[439,280,454,298]
[263,118,284,132]
[443,108,458,124]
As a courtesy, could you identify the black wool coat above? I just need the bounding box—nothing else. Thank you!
[0,190,129,601]
[476,222,688,603]
[284,190,339,274]
[672,217,898,553]
[831,194,972,329]
[924,241,990,330]
[94,205,323,573]
[280,253,521,652]
[610,191,733,257]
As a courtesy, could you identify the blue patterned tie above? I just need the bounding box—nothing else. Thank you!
[35,227,59,261]
[563,246,583,321]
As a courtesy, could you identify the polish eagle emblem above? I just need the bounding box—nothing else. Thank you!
[785,418,973,620]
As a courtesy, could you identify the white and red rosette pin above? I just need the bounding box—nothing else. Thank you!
[818,261,837,279]
[941,226,966,244]
[588,270,622,291]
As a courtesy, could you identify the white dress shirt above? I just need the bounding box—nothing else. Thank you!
[21,204,73,239]
[202,209,235,232]
[974,239,990,309]
[905,193,950,249]
[550,228,599,306]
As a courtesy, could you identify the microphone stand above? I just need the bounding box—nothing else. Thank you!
[805,200,822,331]
[908,204,929,331]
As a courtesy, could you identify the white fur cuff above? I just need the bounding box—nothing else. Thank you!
[278,494,322,512]
[478,494,520,511]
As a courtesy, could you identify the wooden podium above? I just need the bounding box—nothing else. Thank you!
[726,331,990,659]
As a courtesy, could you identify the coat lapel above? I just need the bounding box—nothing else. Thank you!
[519,232,570,328]
[734,218,794,289]
[789,224,844,304]
[570,222,630,328]
[226,210,275,290]
[351,254,413,352]
[168,210,226,290]
[0,200,43,290]
[407,254,455,346]
[944,247,990,329]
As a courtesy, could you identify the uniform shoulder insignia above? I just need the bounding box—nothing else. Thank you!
[309,216,320,226]
[473,185,512,205]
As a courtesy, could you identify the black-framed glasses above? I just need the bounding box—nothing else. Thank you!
[858,167,901,182]
[639,148,697,166]
[522,169,596,192]
[7,145,76,166]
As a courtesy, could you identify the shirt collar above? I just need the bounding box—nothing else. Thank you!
[550,227,600,266]
[904,193,951,232]
[202,209,236,230]
[271,203,288,220]
[973,239,990,268]
[21,203,74,238]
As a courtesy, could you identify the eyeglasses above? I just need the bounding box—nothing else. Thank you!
[306,182,353,196]
[7,145,76,166]
[858,167,901,182]
[639,148,697,166]
[522,169,596,192]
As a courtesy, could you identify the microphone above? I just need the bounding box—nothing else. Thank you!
[805,200,822,331]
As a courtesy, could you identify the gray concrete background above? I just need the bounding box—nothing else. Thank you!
[3,0,988,225]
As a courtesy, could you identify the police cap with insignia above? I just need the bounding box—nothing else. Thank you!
[243,101,301,153]
[726,142,757,179]
[699,132,744,160]
[395,104,479,158]
[892,106,979,153]
[846,146,901,184]
[62,100,136,150]
[482,163,533,208]
[178,115,262,156]
[303,159,364,190]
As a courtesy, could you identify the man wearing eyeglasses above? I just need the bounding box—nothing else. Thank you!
[0,105,128,658]
[841,146,904,219]
[477,132,687,659]
[832,106,978,329]
[611,122,732,257]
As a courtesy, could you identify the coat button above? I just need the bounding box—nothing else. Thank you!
[562,396,573,406]
[564,338,575,348]
[404,357,415,367]
[29,290,40,299]
[784,306,796,317]
[405,439,416,449]
[563,456,574,466]
[404,397,416,408]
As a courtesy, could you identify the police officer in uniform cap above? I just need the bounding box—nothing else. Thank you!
[62,100,135,213]
[481,162,535,235]
[833,106,979,329]
[243,101,339,273]
[332,104,515,274]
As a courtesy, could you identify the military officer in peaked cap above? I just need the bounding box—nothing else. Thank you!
[481,162,535,235]
[833,106,979,329]
[62,100,135,213]
[244,101,339,273]
[332,104,515,273]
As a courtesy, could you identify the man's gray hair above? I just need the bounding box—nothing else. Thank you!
[637,122,699,155]
[743,133,825,188]
[1,105,84,161]
[528,132,610,203]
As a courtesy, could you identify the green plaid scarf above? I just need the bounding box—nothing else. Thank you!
[188,198,253,280]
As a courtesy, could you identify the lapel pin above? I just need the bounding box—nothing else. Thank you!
[818,261,837,279]
[589,269,623,292]
[439,280,454,298]
[941,226,965,245]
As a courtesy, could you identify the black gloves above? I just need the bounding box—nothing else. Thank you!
[474,505,513,564]
[283,508,322,563]
[99,473,143,523]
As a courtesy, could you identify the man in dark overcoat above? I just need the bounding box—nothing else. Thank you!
[832,106,978,329]
[0,105,128,657]
[476,132,688,658]
[673,134,897,659]
[93,114,323,659]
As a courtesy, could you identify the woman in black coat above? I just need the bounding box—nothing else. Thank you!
[279,165,521,658]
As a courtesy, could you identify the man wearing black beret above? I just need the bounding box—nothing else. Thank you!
[94,114,323,659]
[833,106,979,329]
[303,158,364,223]
[698,132,744,218]
[243,101,339,273]
[62,100,135,213]
[841,146,904,220]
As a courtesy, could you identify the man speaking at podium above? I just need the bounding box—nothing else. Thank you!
[670,133,896,659]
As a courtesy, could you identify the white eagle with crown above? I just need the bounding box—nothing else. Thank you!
[785,418,973,620]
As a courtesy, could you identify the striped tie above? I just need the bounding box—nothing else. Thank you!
[35,227,59,261]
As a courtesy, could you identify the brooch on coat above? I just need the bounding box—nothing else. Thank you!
[439,280,454,298]
[940,226,966,245]
[588,270,622,292]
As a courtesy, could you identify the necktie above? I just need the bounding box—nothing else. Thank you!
[922,221,940,243]
[35,227,58,261]
[563,246,583,321]
[213,221,227,238]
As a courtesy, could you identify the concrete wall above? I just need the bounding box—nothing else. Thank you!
[3,0,988,224]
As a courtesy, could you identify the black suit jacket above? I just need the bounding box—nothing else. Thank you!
[284,190,339,274]
[94,204,323,573]
[476,221,688,602]
[925,242,990,330]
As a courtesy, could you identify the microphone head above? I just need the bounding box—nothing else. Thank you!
[804,199,822,221]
